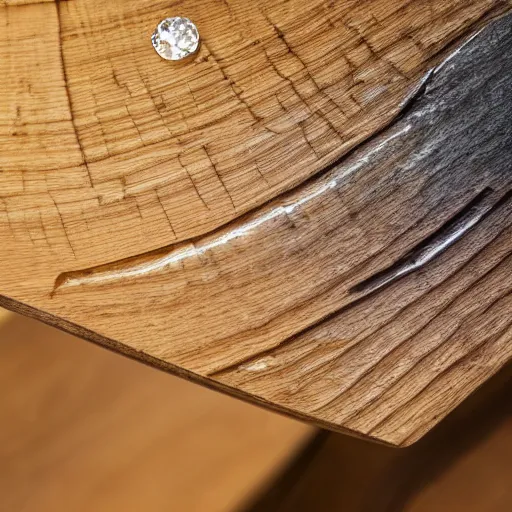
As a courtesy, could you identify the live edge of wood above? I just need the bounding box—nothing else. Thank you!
[1,0,511,446]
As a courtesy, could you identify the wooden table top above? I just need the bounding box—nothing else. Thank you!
[1,0,511,445]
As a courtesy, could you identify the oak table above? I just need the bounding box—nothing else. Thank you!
[1,0,511,449]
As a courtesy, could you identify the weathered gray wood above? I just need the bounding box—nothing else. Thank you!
[215,13,512,445]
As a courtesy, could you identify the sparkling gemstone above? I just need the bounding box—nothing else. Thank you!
[152,17,200,61]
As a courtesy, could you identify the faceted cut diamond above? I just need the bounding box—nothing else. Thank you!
[152,17,200,61]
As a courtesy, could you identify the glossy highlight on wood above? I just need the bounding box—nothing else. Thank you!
[1,0,512,446]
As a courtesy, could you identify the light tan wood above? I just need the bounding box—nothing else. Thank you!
[2,0,498,255]
[0,313,312,512]
[1,0,511,445]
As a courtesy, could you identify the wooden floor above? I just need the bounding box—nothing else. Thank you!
[0,311,312,512]
[1,309,512,512]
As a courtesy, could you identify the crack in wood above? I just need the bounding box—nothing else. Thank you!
[54,0,94,188]
[202,144,236,211]
[177,154,211,211]
[154,188,177,239]
[351,188,511,295]
[50,196,76,257]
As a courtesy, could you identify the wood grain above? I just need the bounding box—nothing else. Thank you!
[1,0,511,445]
[2,0,506,258]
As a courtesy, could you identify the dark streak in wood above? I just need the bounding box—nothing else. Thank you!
[351,188,511,295]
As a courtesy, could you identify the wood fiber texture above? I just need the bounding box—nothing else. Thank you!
[1,0,511,445]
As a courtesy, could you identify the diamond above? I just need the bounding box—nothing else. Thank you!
[152,17,200,61]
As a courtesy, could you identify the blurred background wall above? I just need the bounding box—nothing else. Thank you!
[0,309,312,512]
